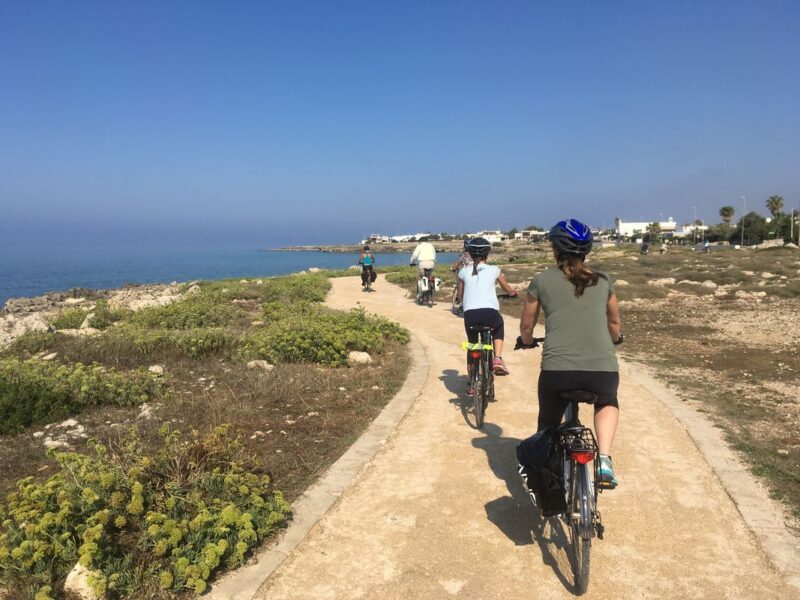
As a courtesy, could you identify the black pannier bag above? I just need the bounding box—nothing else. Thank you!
[370,269,377,282]
[516,427,567,517]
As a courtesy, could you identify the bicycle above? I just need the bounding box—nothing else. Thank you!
[416,267,435,307]
[462,326,494,428]
[514,337,605,595]
[361,266,375,292]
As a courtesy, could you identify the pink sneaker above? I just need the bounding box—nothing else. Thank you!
[493,357,509,375]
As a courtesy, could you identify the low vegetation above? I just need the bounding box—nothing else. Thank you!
[0,358,164,435]
[0,426,289,599]
[0,272,411,598]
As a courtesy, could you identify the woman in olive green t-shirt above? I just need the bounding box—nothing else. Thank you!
[519,219,622,489]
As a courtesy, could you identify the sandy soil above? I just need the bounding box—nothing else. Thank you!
[255,275,790,599]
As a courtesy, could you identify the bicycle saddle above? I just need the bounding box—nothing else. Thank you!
[468,326,493,331]
[559,390,598,404]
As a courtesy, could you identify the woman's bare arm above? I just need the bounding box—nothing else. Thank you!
[519,293,541,345]
[607,294,621,341]
[456,278,465,303]
[497,273,518,296]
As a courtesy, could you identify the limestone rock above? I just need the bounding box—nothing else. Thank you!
[60,328,101,337]
[308,267,321,273]
[251,320,265,326]
[648,278,675,287]
[64,563,102,600]
[184,284,202,296]
[32,431,45,438]
[80,313,94,329]
[43,438,71,450]
[247,360,275,371]
[63,297,86,305]
[700,280,717,289]
[137,403,154,420]
[347,351,373,366]
[615,280,630,286]
[148,364,165,375]
[42,352,58,361]
[761,272,775,279]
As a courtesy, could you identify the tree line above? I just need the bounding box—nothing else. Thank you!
[711,195,797,245]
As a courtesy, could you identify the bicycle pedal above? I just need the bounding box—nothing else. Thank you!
[596,523,605,540]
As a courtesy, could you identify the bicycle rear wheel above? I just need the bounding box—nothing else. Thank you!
[569,461,593,594]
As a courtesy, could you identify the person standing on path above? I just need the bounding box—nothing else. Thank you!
[457,237,518,393]
[358,245,376,288]
[518,219,623,488]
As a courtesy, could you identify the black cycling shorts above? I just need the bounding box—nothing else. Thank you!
[463,308,505,343]
[537,370,619,431]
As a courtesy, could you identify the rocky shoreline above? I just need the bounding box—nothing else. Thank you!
[0,282,185,349]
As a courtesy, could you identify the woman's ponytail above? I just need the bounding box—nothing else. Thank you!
[558,254,599,297]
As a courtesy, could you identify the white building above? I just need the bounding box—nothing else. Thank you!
[468,230,508,244]
[616,218,677,238]
[513,229,547,241]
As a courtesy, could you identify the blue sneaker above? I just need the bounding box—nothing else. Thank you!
[598,454,618,489]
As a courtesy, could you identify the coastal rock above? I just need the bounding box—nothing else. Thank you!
[64,297,86,305]
[184,284,202,296]
[9,314,50,337]
[247,360,274,372]
[137,403,154,420]
[648,278,675,287]
[43,438,71,450]
[64,563,102,600]
[308,267,321,273]
[700,280,717,289]
[107,284,182,311]
[80,313,94,329]
[677,280,700,286]
[251,320,265,326]
[347,351,373,366]
[761,272,775,279]
[60,328,101,337]
[148,365,164,375]
[615,279,630,286]
[239,279,249,284]
[42,352,58,361]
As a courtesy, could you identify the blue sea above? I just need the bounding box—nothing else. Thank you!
[0,246,459,308]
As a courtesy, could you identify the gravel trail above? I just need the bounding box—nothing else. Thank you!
[255,275,791,599]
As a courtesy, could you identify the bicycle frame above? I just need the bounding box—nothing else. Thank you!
[462,327,494,427]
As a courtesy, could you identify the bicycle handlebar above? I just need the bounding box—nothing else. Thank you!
[497,292,519,300]
[514,336,545,350]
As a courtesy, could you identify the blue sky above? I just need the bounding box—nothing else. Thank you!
[1,0,799,248]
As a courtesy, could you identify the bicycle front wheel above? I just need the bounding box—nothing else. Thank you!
[569,462,593,594]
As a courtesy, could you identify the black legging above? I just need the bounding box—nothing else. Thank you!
[537,370,619,431]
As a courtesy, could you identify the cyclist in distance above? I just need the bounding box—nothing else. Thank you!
[457,237,518,392]
[409,238,436,274]
[519,219,623,488]
[358,245,376,288]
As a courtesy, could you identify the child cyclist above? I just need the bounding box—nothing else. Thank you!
[456,237,518,395]
[358,245,376,288]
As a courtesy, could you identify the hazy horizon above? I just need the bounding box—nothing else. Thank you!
[2,1,799,252]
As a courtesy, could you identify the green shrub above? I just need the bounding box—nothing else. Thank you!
[0,426,289,599]
[89,300,128,330]
[193,274,331,304]
[125,296,242,330]
[0,359,164,435]
[4,332,53,356]
[240,306,409,365]
[385,269,421,285]
[49,309,88,330]
[113,325,237,358]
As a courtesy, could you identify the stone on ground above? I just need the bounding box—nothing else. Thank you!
[347,351,372,366]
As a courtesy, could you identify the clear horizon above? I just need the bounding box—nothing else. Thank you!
[2,1,799,251]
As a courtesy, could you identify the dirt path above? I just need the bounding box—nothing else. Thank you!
[255,275,791,599]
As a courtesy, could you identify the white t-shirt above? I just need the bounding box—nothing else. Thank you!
[459,263,501,312]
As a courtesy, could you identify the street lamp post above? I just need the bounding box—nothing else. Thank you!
[741,196,746,247]
[692,206,697,244]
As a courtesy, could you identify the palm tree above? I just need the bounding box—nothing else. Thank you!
[765,195,784,217]
[719,206,735,229]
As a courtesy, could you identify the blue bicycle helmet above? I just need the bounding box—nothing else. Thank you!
[549,219,593,257]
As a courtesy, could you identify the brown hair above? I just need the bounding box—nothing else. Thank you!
[557,254,600,297]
